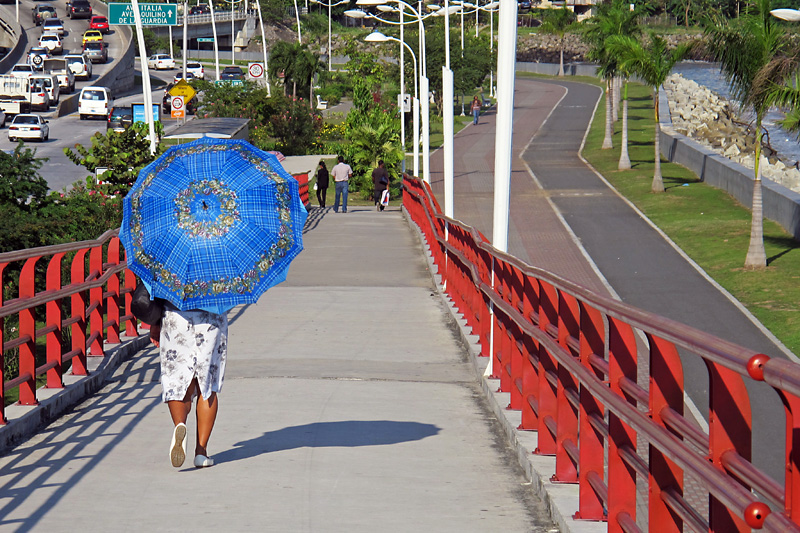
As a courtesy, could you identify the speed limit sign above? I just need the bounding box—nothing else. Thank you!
[248,62,264,79]
[171,95,185,118]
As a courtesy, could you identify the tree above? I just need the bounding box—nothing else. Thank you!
[582,0,641,150]
[537,7,578,77]
[608,34,693,192]
[268,41,323,103]
[704,0,789,268]
[63,122,164,196]
[0,142,48,209]
[345,114,404,198]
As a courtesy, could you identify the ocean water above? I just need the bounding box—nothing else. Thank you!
[673,61,800,165]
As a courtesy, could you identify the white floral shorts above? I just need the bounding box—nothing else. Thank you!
[159,304,228,402]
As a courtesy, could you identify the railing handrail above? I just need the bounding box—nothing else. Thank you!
[402,173,800,531]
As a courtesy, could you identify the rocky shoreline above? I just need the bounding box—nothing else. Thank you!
[664,73,800,193]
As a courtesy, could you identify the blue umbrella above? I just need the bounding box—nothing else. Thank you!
[120,137,308,314]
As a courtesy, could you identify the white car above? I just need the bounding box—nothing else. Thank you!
[41,18,65,36]
[65,54,92,80]
[9,63,35,78]
[38,33,63,55]
[147,54,175,70]
[29,80,51,111]
[8,114,49,142]
[30,73,60,105]
[78,85,113,120]
[173,72,195,84]
[185,61,205,80]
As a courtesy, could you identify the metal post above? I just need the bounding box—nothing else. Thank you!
[182,1,188,79]
[294,0,302,42]
[256,0,271,96]
[443,0,454,215]
[400,9,405,172]
[210,0,220,79]
[492,0,516,252]
[328,0,333,70]
[232,3,236,64]
[421,75,430,184]
[131,0,157,154]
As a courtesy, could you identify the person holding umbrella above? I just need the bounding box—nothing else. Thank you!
[121,138,308,469]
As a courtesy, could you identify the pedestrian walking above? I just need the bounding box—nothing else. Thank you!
[315,160,329,208]
[372,160,390,211]
[471,95,482,125]
[331,155,353,213]
[120,138,308,470]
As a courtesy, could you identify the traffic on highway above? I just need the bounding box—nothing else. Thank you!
[0,0,213,192]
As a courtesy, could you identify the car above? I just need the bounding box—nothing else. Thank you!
[173,72,195,84]
[27,47,51,70]
[185,61,205,80]
[8,114,49,142]
[38,33,63,55]
[107,105,133,133]
[41,18,65,36]
[189,4,210,14]
[220,66,244,80]
[31,4,57,25]
[29,80,50,111]
[9,63,35,78]
[517,0,531,8]
[67,0,92,19]
[0,109,5,129]
[89,15,110,33]
[30,73,59,105]
[82,41,107,63]
[147,54,175,70]
[162,83,197,114]
[65,54,92,80]
[78,85,114,120]
[82,30,104,45]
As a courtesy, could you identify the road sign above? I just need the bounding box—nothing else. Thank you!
[398,93,410,113]
[132,103,161,124]
[108,3,177,25]
[247,63,264,79]
[197,37,215,42]
[171,95,185,119]
[169,79,196,102]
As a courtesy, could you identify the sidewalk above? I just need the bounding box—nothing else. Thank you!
[0,206,555,532]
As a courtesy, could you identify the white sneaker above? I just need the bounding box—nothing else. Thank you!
[194,454,214,468]
[170,423,187,468]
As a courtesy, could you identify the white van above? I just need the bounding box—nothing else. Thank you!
[30,73,60,105]
[78,86,113,120]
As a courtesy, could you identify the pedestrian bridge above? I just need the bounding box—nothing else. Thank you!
[2,77,800,532]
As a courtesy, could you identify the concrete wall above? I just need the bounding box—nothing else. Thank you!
[516,62,599,77]
[657,90,800,240]
[0,7,27,74]
[56,0,135,117]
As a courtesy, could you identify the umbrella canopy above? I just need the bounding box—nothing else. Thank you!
[120,137,308,314]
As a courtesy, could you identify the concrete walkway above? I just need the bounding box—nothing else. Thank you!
[0,206,556,532]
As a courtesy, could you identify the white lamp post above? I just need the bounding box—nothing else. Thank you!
[130,0,157,154]
[294,0,303,42]
[255,0,271,96]
[311,0,350,71]
[209,0,221,79]
[365,31,420,179]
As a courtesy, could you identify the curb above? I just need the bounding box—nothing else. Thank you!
[402,207,605,533]
[0,333,150,455]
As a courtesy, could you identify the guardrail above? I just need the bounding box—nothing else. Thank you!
[0,230,141,423]
[402,174,800,532]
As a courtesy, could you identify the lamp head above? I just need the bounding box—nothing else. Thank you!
[484,1,499,8]
[365,31,391,42]
[356,0,385,5]
[426,3,440,10]
[771,8,800,21]
[377,4,397,11]
[345,8,369,17]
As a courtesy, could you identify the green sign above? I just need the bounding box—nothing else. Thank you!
[108,3,177,25]
[215,80,243,86]
[197,37,215,42]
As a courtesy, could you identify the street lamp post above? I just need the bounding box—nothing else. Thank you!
[311,0,350,71]
[365,31,420,179]
[255,0,271,96]
[209,0,221,80]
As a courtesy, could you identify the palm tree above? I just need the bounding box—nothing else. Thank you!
[268,42,323,104]
[582,0,641,150]
[538,7,578,77]
[704,0,789,268]
[618,73,632,170]
[608,34,692,192]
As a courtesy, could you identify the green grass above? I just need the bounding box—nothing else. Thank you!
[582,81,800,356]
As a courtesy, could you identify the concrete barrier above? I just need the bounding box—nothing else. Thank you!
[657,89,800,240]
[56,0,135,117]
[516,61,599,77]
[0,7,27,74]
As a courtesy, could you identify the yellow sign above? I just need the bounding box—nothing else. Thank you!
[169,80,196,101]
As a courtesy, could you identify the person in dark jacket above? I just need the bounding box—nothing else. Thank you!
[315,160,329,208]
[371,160,390,211]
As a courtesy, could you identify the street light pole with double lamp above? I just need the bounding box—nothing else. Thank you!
[311,0,350,71]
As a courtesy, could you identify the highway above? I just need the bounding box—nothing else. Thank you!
[0,0,195,191]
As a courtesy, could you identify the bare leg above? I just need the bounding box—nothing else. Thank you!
[167,379,197,425]
[195,391,218,457]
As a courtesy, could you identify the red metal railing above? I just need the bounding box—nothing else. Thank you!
[403,174,800,532]
[0,230,141,423]
[294,173,310,209]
